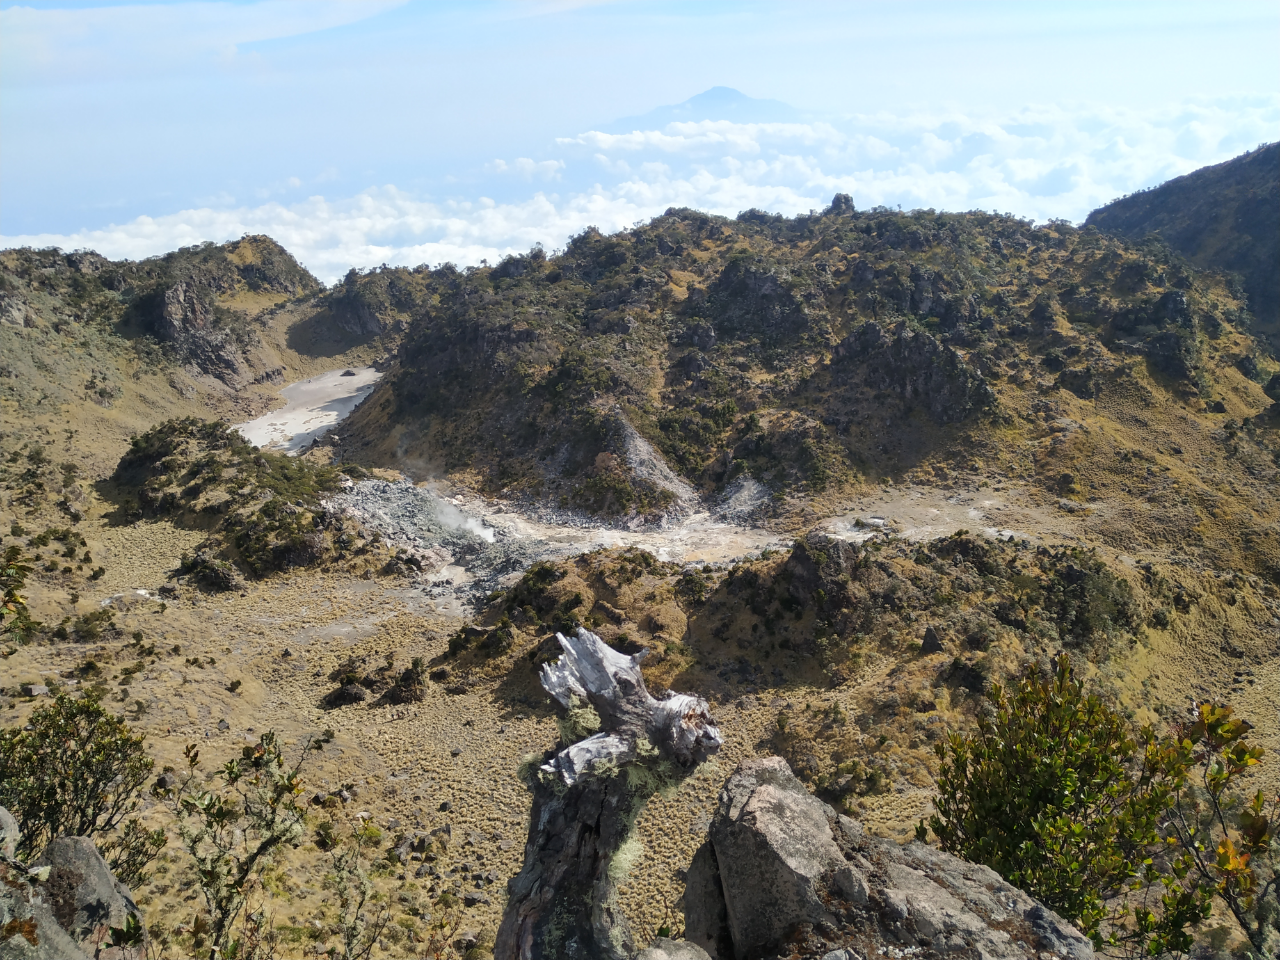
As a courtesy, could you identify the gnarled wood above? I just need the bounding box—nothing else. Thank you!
[495,628,722,960]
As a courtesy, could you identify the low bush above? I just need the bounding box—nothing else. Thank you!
[922,655,1278,956]
[0,693,165,885]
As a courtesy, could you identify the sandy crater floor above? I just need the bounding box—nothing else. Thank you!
[234,367,381,454]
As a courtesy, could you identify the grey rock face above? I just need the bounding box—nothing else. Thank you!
[637,937,714,960]
[0,294,32,328]
[333,295,386,338]
[0,810,140,960]
[705,757,845,955]
[0,805,19,859]
[144,281,253,387]
[32,836,143,951]
[686,757,1093,960]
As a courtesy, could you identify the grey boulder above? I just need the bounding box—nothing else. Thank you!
[685,757,1093,960]
[31,836,144,958]
[637,937,713,960]
[692,756,845,955]
[0,806,18,859]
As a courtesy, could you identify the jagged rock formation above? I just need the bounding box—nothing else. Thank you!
[149,279,255,387]
[834,320,995,424]
[0,807,144,960]
[495,628,722,959]
[127,236,319,387]
[683,757,1093,960]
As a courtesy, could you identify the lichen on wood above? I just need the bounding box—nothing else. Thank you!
[495,627,722,960]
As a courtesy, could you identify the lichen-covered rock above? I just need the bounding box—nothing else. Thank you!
[686,757,1093,960]
[0,810,142,960]
[32,836,144,957]
[0,857,93,960]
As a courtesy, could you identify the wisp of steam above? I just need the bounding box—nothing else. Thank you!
[432,497,496,543]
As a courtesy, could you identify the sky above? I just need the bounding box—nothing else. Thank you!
[2,0,1278,283]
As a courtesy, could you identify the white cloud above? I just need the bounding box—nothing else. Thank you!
[1,0,407,84]
[487,158,566,181]
[4,98,1276,284]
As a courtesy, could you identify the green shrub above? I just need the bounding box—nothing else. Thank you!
[0,693,164,884]
[178,551,244,591]
[922,656,1278,955]
[154,732,310,960]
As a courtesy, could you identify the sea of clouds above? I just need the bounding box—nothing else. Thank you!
[3,97,1276,284]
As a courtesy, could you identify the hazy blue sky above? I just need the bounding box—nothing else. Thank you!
[2,0,1277,281]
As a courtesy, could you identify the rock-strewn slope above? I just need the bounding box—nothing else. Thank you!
[683,757,1092,960]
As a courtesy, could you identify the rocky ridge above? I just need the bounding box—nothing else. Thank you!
[1086,141,1279,344]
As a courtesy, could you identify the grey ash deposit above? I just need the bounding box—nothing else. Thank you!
[327,479,556,607]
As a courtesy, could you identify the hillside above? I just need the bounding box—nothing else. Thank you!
[334,200,1280,580]
[3,167,1279,958]
[0,236,404,488]
[1086,142,1279,345]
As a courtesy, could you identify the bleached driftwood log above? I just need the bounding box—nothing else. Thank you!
[494,628,722,960]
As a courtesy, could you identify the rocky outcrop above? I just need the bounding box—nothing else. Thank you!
[154,281,215,341]
[706,257,820,344]
[146,281,253,387]
[332,293,387,338]
[684,758,1093,960]
[0,808,144,960]
[0,293,32,328]
[834,320,995,424]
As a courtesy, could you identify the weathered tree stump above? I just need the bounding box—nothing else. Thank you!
[494,628,723,960]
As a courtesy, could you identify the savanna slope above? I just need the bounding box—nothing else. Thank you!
[1086,141,1279,345]
[336,197,1279,579]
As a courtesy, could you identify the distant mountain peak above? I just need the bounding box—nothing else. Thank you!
[602,87,800,133]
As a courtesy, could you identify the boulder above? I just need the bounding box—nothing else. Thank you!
[686,757,1093,960]
[706,757,845,955]
[1,805,18,858]
[33,836,143,952]
[0,858,93,960]
[920,625,945,654]
[0,811,142,960]
[323,683,368,708]
[637,938,714,960]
